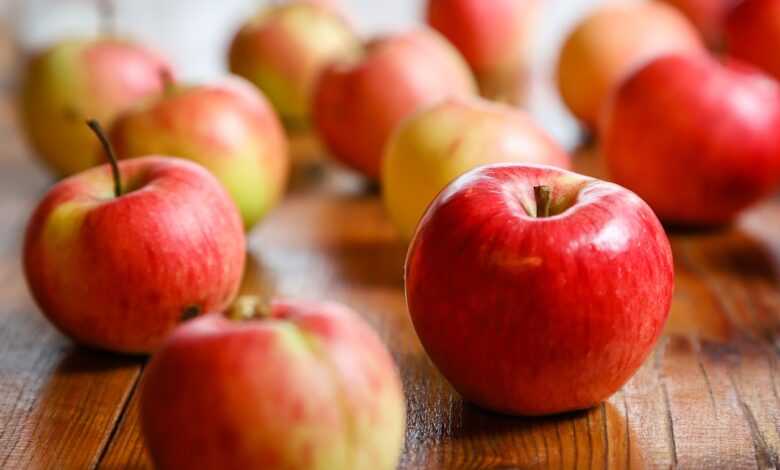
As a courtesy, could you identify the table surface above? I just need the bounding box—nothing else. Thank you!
[4,50,780,470]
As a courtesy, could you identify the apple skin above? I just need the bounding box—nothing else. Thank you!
[382,98,570,240]
[557,2,703,130]
[20,38,173,176]
[228,2,361,129]
[660,0,740,48]
[602,54,780,226]
[140,299,405,470]
[109,77,289,230]
[23,157,246,354]
[405,164,674,415]
[312,29,478,179]
[426,0,540,103]
[726,0,780,81]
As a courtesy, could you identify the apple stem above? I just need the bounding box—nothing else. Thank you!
[97,0,115,36]
[534,185,552,218]
[159,67,175,95]
[228,296,272,321]
[86,119,122,198]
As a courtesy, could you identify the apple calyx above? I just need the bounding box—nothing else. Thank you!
[86,119,123,198]
[534,185,552,218]
[227,296,272,321]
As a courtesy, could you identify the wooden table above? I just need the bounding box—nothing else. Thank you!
[3,69,780,470]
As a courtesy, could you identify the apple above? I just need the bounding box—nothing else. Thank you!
[602,54,780,226]
[659,0,740,48]
[312,28,477,179]
[23,121,246,354]
[141,297,406,470]
[20,37,173,176]
[557,2,703,130]
[228,2,361,130]
[382,97,570,240]
[109,76,289,230]
[405,163,674,415]
[726,0,780,81]
[426,0,540,103]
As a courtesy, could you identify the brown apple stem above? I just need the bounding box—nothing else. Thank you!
[97,0,116,36]
[534,185,552,218]
[228,296,272,321]
[86,119,122,198]
[159,67,175,95]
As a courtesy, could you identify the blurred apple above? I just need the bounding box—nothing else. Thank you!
[426,0,540,104]
[382,98,570,239]
[228,2,361,130]
[659,0,740,48]
[20,38,173,176]
[602,54,780,225]
[557,2,703,130]
[110,77,289,230]
[141,297,405,470]
[726,0,780,80]
[312,28,477,179]
[24,122,245,354]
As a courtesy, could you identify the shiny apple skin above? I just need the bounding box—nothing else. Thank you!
[23,157,246,354]
[405,164,674,415]
[602,54,780,226]
[726,0,780,80]
[141,300,405,470]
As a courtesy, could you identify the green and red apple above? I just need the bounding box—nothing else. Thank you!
[141,297,405,470]
[382,98,570,239]
[110,77,289,230]
[20,37,173,176]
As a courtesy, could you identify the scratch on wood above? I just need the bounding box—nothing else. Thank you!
[728,372,778,469]
[622,393,630,470]
[692,336,718,417]
[600,403,609,470]
[93,367,144,469]
[654,344,679,467]
[586,410,593,470]
[571,420,579,470]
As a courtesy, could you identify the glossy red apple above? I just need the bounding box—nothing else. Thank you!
[602,54,780,225]
[312,28,477,179]
[426,0,540,103]
[726,0,780,80]
[141,297,406,470]
[405,164,674,415]
[23,122,246,354]
[660,0,740,48]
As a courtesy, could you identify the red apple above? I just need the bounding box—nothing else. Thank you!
[20,37,173,176]
[141,297,406,470]
[23,122,246,354]
[312,28,477,179]
[426,0,540,103]
[557,2,703,130]
[726,0,780,81]
[110,77,289,230]
[659,0,740,48]
[602,54,780,226]
[405,164,674,415]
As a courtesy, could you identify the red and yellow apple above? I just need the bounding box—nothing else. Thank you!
[20,38,173,176]
[110,77,289,230]
[312,28,477,179]
[141,297,405,470]
[382,98,570,239]
[426,0,540,103]
[24,123,245,354]
[405,164,674,415]
[557,2,703,130]
[228,2,361,130]
[659,0,740,48]
[726,0,780,80]
[602,54,780,226]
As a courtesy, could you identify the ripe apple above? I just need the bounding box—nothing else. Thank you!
[20,37,173,176]
[312,28,477,179]
[602,54,780,226]
[726,0,780,81]
[659,0,740,48]
[557,2,703,130]
[24,121,246,354]
[382,98,570,239]
[405,163,674,415]
[109,77,289,230]
[141,297,405,470]
[426,0,540,103]
[228,2,361,130]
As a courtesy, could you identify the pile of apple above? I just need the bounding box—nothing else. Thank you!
[15,0,780,467]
